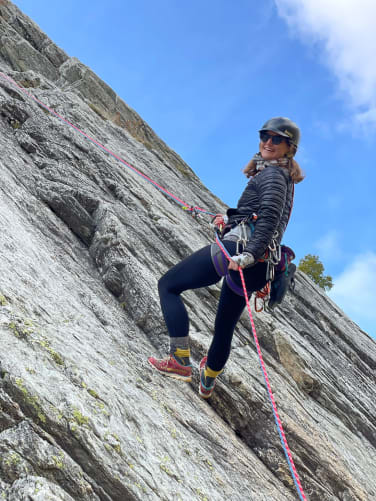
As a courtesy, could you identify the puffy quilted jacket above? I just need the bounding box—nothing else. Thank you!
[226,165,294,261]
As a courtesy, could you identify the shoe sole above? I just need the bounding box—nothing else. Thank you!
[199,388,213,399]
[148,359,192,382]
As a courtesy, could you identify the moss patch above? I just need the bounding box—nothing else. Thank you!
[15,378,46,423]
[72,408,89,426]
[36,338,64,366]
[87,388,99,399]
[52,452,65,469]
[7,316,65,367]
[4,452,22,467]
[8,318,35,339]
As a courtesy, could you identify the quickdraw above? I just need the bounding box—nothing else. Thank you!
[254,231,283,311]
[255,282,271,312]
[182,205,200,218]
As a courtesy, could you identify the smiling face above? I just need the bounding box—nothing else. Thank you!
[259,130,290,161]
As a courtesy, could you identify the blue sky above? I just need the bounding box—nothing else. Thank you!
[12,0,376,337]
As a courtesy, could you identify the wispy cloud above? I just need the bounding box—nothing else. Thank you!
[329,252,376,335]
[315,230,341,260]
[275,0,376,127]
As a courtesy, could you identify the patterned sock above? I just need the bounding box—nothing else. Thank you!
[169,337,191,366]
[202,365,223,388]
[205,366,223,378]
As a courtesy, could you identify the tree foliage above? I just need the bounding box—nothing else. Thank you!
[298,254,333,291]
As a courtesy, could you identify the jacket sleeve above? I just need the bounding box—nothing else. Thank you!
[244,167,288,260]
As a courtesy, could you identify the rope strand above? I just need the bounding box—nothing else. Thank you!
[215,235,307,501]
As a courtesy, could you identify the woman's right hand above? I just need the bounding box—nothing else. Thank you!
[212,214,225,228]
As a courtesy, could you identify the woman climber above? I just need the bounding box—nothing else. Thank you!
[148,117,304,398]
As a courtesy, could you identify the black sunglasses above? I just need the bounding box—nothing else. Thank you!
[259,131,289,145]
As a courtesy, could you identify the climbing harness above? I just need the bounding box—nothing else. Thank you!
[214,214,287,310]
[0,71,306,500]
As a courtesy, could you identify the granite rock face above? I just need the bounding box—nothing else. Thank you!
[0,2,375,500]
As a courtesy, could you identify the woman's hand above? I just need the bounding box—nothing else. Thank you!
[229,253,255,270]
[211,214,226,230]
[228,259,239,271]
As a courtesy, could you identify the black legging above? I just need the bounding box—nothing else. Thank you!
[158,241,267,371]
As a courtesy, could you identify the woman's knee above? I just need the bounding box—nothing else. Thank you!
[158,268,181,296]
[158,273,170,296]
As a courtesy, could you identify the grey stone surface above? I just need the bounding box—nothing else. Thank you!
[0,1,375,500]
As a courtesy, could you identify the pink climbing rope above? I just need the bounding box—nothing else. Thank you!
[215,236,307,501]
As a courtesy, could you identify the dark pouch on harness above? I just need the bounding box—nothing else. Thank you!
[268,263,296,309]
[275,245,295,274]
[268,245,296,309]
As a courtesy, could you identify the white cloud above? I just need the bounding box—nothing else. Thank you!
[275,0,376,126]
[315,230,341,260]
[329,252,376,334]
[354,108,376,129]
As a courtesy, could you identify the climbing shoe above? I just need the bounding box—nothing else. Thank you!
[148,355,192,382]
[199,356,220,399]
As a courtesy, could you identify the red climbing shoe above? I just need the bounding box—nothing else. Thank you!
[148,355,192,382]
[199,356,216,399]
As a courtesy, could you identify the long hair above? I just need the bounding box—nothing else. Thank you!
[287,143,305,183]
[288,158,305,183]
